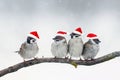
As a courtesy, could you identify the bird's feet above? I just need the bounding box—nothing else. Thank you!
[79,58,83,61]
[65,56,68,59]
[42,56,44,58]
[34,57,39,60]
[90,58,95,61]
[23,59,26,62]
[84,58,94,61]
[54,56,57,59]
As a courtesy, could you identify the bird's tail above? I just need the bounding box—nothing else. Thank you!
[14,51,19,53]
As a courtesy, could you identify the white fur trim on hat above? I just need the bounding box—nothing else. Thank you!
[73,31,82,35]
[27,34,39,40]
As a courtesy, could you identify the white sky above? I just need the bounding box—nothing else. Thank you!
[0,0,120,80]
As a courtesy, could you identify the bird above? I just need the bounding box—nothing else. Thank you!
[68,27,83,60]
[16,31,40,61]
[82,33,101,60]
[51,31,68,58]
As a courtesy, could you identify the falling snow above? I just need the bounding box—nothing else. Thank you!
[0,0,120,80]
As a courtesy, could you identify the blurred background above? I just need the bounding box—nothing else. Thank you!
[0,0,120,80]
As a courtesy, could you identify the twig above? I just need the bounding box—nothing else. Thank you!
[0,51,120,77]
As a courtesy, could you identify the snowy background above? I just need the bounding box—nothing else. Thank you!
[0,0,120,80]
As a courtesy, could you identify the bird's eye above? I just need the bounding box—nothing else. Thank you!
[32,40,35,42]
[31,39,36,43]
[75,35,79,37]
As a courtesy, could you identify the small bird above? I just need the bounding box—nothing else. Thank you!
[51,31,68,58]
[82,33,101,60]
[68,27,83,60]
[16,31,40,61]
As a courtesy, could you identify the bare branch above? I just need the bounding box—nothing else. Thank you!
[0,51,120,77]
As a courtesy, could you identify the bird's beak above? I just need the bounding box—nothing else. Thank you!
[53,37,58,40]
[52,37,56,40]
[97,39,101,43]
[93,39,101,44]
[97,39,101,44]
[53,37,60,41]
[99,40,101,43]
[70,33,73,36]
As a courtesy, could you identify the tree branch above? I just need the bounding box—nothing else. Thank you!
[0,51,120,77]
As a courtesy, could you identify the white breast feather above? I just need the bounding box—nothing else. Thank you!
[51,40,67,58]
[68,38,83,58]
[82,42,99,60]
[19,42,39,59]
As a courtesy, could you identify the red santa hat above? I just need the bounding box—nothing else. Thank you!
[28,31,40,39]
[56,31,67,37]
[87,33,98,39]
[73,27,83,35]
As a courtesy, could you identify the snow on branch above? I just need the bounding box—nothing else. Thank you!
[0,51,120,77]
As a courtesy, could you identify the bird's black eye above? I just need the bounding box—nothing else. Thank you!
[75,35,79,37]
[32,39,36,42]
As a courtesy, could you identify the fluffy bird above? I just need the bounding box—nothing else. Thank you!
[16,31,39,61]
[51,31,68,58]
[68,27,83,59]
[82,33,101,60]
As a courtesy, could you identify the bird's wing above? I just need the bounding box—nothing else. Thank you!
[36,43,39,51]
[67,40,71,53]
[19,42,26,54]
[82,42,91,55]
